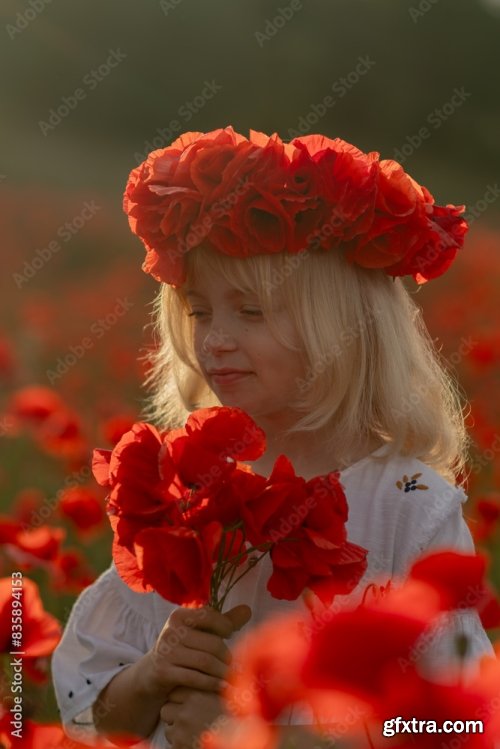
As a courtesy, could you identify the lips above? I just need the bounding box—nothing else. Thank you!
[209,370,253,385]
[207,369,250,375]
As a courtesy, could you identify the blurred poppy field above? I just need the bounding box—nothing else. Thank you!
[1,0,500,744]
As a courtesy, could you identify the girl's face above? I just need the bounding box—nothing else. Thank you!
[184,269,306,431]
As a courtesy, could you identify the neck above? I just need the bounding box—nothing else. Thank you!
[244,417,382,480]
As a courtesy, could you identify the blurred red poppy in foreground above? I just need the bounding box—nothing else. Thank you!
[217,549,500,748]
[0,707,154,748]
[0,576,61,683]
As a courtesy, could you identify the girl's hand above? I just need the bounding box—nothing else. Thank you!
[160,686,226,748]
[144,604,251,698]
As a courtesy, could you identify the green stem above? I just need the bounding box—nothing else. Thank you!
[217,548,270,610]
[209,527,228,608]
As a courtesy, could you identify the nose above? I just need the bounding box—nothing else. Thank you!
[200,317,238,356]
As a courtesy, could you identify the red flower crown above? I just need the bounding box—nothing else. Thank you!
[123,125,468,287]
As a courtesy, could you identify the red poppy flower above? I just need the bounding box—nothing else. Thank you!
[466,335,500,371]
[34,407,88,459]
[0,517,65,567]
[189,466,266,530]
[294,134,379,245]
[226,612,309,721]
[133,523,222,606]
[92,422,179,525]
[9,489,46,527]
[240,455,310,546]
[6,385,66,426]
[408,550,494,612]
[241,456,367,604]
[109,514,155,593]
[99,412,138,446]
[57,486,107,534]
[184,406,266,462]
[268,537,368,605]
[474,494,500,542]
[50,548,96,593]
[5,386,88,459]
[477,495,500,524]
[300,580,441,707]
[0,576,61,684]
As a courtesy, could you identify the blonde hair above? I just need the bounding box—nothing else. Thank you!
[139,243,472,487]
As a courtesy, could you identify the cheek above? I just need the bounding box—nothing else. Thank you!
[192,326,210,358]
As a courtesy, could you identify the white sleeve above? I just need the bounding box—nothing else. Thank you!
[51,562,161,747]
[406,499,495,682]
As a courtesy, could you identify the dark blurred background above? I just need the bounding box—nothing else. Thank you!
[2,0,500,195]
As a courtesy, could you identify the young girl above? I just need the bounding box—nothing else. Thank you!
[51,126,495,749]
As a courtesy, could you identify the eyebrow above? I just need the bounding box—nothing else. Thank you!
[184,288,257,299]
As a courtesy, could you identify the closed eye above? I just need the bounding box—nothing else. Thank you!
[241,309,263,316]
[187,309,263,318]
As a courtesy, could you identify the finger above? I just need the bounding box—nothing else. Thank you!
[223,604,252,633]
[183,628,232,665]
[163,724,191,749]
[160,702,179,724]
[167,664,226,693]
[171,646,228,680]
[165,686,192,703]
[163,723,175,743]
[187,606,235,638]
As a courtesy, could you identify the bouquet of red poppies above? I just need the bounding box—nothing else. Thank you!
[92,406,367,610]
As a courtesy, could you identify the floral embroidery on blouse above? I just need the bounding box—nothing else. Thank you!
[396,472,429,493]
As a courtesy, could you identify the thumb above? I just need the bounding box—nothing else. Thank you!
[223,604,252,634]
